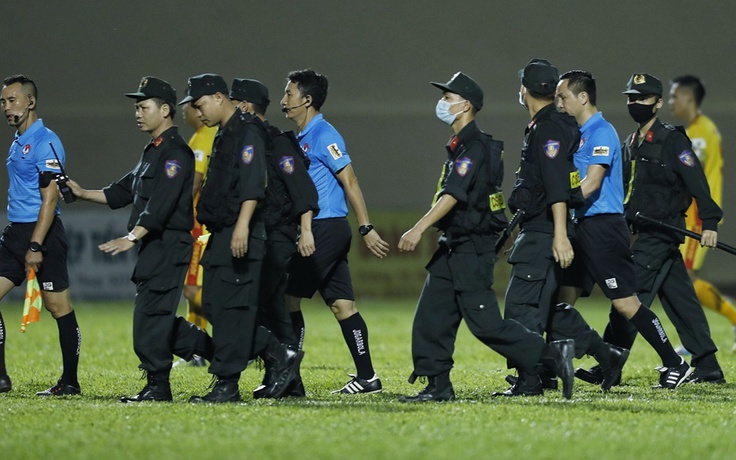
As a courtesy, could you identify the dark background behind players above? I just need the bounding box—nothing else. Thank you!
[1,1,734,292]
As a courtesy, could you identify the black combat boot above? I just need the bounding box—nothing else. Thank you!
[189,376,241,403]
[592,343,629,391]
[256,342,304,399]
[399,371,455,403]
[493,367,544,397]
[120,372,172,403]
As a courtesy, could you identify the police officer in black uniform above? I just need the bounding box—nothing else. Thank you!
[397,72,575,402]
[579,73,724,385]
[229,78,319,398]
[179,74,303,403]
[500,59,581,396]
[68,77,214,402]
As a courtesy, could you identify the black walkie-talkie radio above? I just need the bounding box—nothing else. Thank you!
[48,142,76,203]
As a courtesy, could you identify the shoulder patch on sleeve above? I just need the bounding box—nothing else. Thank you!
[327,143,343,160]
[165,160,182,178]
[543,140,560,158]
[455,157,473,177]
[678,150,695,167]
[592,146,610,157]
[45,159,62,170]
[241,145,254,164]
[279,156,295,175]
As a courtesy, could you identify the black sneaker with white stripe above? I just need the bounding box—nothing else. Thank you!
[331,374,382,395]
[654,357,691,389]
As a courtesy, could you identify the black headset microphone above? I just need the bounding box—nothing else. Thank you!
[13,103,31,123]
[281,100,309,113]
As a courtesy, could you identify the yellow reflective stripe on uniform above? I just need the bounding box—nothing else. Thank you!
[570,170,581,188]
[489,192,506,211]
[432,163,449,206]
[623,160,636,205]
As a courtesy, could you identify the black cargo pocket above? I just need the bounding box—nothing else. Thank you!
[506,263,548,308]
[138,275,180,315]
[631,251,664,293]
[219,270,254,309]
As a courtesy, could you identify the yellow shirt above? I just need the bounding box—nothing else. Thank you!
[680,113,723,269]
[189,125,218,177]
[688,114,723,208]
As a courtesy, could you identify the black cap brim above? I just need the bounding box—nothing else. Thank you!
[430,81,453,93]
[177,95,196,106]
[124,92,148,100]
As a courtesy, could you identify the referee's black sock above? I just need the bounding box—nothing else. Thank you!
[339,312,375,380]
[56,310,81,387]
[0,310,7,376]
[290,310,305,350]
[629,306,680,367]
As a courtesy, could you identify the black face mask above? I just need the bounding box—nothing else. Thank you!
[627,102,657,124]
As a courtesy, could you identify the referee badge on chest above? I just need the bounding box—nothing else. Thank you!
[455,157,473,177]
[165,160,182,178]
[241,145,254,164]
[22,144,31,155]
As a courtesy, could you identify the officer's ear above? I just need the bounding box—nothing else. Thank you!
[655,98,664,110]
[160,102,171,118]
[27,95,36,110]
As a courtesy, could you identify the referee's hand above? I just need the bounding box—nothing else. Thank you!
[363,229,389,259]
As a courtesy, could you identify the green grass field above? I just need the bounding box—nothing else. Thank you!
[1,296,735,460]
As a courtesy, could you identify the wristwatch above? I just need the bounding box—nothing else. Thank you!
[125,232,139,243]
[29,241,43,252]
[358,224,374,236]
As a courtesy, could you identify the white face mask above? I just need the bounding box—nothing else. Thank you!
[518,90,527,109]
[435,99,465,125]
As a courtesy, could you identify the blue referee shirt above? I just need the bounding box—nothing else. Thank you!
[6,119,65,222]
[297,114,351,219]
[574,112,624,218]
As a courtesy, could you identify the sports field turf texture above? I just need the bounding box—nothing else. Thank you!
[1,297,735,459]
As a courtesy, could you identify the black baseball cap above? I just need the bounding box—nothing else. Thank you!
[125,76,177,106]
[230,78,270,107]
[623,73,663,97]
[177,73,229,106]
[430,71,484,111]
[518,59,559,97]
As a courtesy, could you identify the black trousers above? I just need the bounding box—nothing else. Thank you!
[504,231,561,337]
[257,230,298,347]
[410,242,545,378]
[603,232,719,368]
[201,230,270,377]
[132,231,210,374]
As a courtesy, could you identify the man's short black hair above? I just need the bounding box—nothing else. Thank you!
[150,97,176,119]
[3,74,38,100]
[671,75,706,106]
[287,69,328,111]
[560,70,597,106]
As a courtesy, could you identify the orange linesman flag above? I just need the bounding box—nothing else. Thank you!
[21,269,43,333]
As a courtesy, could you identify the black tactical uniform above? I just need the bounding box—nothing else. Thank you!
[104,125,212,381]
[400,71,574,402]
[196,109,272,378]
[248,118,319,347]
[505,103,581,336]
[603,118,724,375]
[409,121,552,384]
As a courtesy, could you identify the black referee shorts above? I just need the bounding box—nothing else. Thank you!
[286,217,354,305]
[0,216,70,291]
[561,214,637,300]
